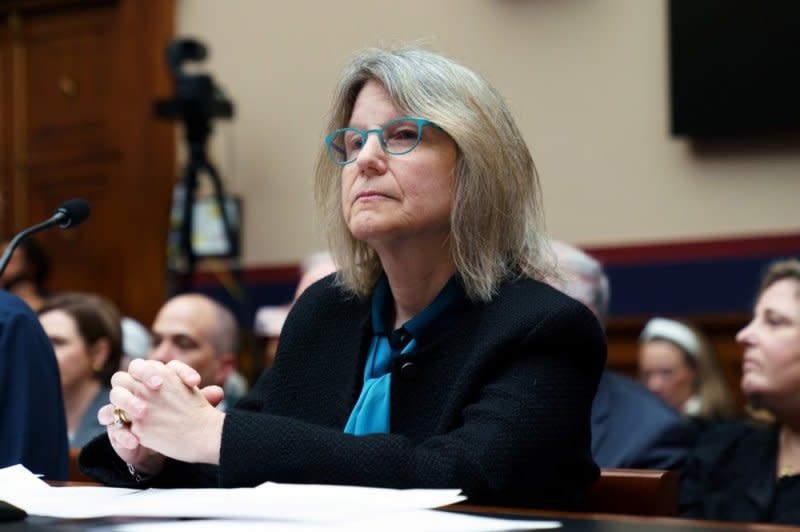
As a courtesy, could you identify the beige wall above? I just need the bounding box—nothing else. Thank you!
[176,0,800,266]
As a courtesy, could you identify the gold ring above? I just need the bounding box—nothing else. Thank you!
[113,407,132,429]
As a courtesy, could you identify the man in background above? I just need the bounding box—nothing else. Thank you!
[148,293,243,410]
[548,241,696,469]
[254,251,336,369]
[0,238,50,312]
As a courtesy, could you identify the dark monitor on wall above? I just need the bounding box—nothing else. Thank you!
[669,0,800,138]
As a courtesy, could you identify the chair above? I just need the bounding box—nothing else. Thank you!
[586,468,679,516]
[68,448,94,483]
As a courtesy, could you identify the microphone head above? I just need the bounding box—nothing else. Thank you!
[56,198,91,228]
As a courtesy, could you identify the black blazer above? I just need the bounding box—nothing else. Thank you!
[81,275,606,509]
[680,420,800,524]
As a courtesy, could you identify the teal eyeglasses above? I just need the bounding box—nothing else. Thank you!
[325,117,440,165]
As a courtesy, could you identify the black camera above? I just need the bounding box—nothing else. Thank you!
[154,38,234,140]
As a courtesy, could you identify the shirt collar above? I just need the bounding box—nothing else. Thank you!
[370,274,467,348]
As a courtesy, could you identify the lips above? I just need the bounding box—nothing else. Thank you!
[742,356,760,372]
[354,191,391,202]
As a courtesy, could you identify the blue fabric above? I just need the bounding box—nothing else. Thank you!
[71,387,110,448]
[0,291,69,480]
[344,275,465,435]
[591,370,696,469]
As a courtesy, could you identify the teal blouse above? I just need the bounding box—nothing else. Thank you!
[344,274,466,435]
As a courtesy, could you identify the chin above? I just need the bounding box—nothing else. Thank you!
[741,373,762,395]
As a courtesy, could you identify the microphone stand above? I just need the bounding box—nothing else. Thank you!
[0,213,64,278]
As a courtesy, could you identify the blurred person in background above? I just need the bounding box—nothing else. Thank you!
[123,308,245,401]
[254,251,337,369]
[639,317,735,425]
[548,240,696,470]
[38,293,122,448]
[120,316,152,371]
[148,293,242,410]
[0,290,68,479]
[680,258,800,524]
[0,237,50,312]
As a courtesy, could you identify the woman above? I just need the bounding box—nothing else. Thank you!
[38,293,123,448]
[79,46,606,508]
[638,317,734,423]
[680,259,800,524]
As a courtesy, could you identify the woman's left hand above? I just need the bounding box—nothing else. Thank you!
[110,358,225,465]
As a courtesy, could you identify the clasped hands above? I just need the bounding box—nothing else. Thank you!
[98,358,226,476]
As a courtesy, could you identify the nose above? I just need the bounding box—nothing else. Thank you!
[644,373,665,395]
[355,134,387,176]
[736,320,755,346]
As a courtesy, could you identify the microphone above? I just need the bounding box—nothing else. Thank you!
[0,198,90,278]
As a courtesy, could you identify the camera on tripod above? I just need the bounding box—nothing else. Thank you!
[154,38,234,137]
[154,38,240,294]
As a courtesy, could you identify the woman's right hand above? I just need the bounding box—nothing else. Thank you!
[98,402,166,476]
[98,361,225,476]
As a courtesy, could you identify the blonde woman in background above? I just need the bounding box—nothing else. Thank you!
[680,259,800,524]
[638,317,735,424]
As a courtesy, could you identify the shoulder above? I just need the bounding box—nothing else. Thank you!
[488,276,606,346]
[599,370,696,439]
[294,273,356,307]
[696,419,770,449]
[689,420,772,468]
[0,291,51,354]
[601,371,676,415]
[280,274,368,341]
[0,290,36,321]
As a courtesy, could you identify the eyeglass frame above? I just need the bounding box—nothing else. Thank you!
[324,116,442,166]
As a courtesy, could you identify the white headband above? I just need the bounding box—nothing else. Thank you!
[639,317,701,359]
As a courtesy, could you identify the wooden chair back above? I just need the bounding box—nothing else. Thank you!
[587,468,679,516]
[68,448,94,483]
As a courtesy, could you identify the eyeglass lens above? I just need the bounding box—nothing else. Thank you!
[328,119,423,164]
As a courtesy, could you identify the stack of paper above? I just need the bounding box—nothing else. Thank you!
[0,465,560,530]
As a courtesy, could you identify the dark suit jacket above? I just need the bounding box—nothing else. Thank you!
[591,370,696,470]
[680,420,800,524]
[81,275,606,509]
[0,291,69,480]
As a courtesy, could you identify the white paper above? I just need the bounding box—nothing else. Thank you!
[114,511,561,531]
[0,464,469,523]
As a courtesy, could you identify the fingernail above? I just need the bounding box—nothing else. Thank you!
[133,401,146,416]
[148,375,163,387]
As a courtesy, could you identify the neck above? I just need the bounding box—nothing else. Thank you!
[9,281,44,311]
[777,424,800,478]
[62,379,102,435]
[376,243,455,329]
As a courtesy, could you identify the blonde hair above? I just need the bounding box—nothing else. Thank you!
[640,318,735,420]
[758,258,800,297]
[687,322,736,419]
[314,45,553,302]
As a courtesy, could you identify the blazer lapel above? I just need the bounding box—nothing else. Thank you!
[743,427,780,516]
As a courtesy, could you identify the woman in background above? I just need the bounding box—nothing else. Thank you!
[680,259,800,524]
[638,317,734,424]
[39,293,122,447]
